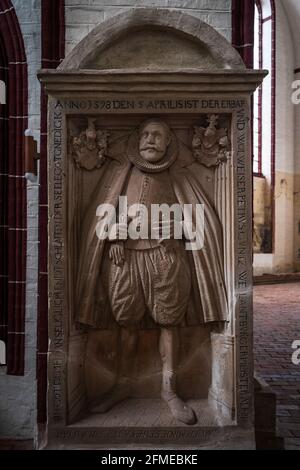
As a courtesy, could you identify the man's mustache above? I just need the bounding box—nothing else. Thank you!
[140,145,160,151]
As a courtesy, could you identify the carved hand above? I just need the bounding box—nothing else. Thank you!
[109,241,125,267]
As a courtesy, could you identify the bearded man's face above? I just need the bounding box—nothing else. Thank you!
[139,122,171,163]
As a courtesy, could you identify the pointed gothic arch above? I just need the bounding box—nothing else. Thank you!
[0,0,28,375]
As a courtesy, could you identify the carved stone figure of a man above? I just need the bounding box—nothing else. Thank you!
[76,118,228,425]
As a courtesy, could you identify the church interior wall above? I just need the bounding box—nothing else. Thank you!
[64,0,232,56]
[253,0,296,275]
[1,0,300,441]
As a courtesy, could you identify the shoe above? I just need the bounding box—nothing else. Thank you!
[162,390,197,425]
[161,369,197,425]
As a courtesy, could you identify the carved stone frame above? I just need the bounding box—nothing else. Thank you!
[38,8,266,449]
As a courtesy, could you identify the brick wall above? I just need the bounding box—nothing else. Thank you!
[0,0,40,439]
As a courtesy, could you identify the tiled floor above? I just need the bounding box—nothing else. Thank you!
[254,283,300,450]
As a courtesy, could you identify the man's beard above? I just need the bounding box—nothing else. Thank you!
[139,147,165,162]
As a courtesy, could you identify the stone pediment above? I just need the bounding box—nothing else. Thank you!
[87,28,232,71]
[59,8,245,72]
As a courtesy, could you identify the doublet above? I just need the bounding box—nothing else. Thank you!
[123,165,180,249]
[124,165,178,208]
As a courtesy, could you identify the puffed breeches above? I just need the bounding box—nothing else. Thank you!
[102,245,191,327]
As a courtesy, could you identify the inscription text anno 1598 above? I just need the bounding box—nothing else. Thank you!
[55,98,246,112]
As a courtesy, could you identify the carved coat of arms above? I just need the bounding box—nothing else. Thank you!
[192,114,230,167]
[70,118,110,171]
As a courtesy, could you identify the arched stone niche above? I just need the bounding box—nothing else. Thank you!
[38,8,266,449]
[59,9,245,71]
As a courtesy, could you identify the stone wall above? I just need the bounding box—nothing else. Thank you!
[65,0,232,56]
[253,0,296,275]
[287,2,300,272]
[273,0,295,274]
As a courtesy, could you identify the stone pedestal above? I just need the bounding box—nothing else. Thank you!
[38,8,266,450]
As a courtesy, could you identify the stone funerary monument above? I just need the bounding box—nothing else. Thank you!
[38,8,266,449]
